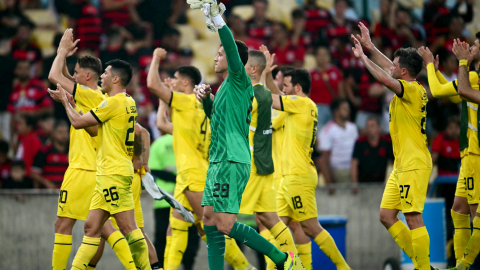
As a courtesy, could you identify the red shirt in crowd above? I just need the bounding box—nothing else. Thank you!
[0,159,11,184]
[431,133,460,176]
[11,40,42,64]
[7,79,53,114]
[358,73,382,114]
[304,7,332,36]
[309,65,343,105]
[101,0,132,29]
[71,1,102,52]
[31,144,69,188]
[272,42,305,66]
[246,18,274,44]
[15,132,43,176]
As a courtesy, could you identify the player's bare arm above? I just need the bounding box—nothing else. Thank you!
[351,35,403,96]
[133,123,144,170]
[48,84,98,129]
[146,48,173,103]
[356,22,393,72]
[48,29,79,94]
[453,40,480,103]
[156,99,173,135]
[141,127,151,173]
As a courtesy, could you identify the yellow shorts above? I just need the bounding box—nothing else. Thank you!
[380,169,431,213]
[57,168,97,220]
[455,154,480,204]
[111,173,144,228]
[239,172,276,215]
[173,170,206,211]
[276,174,318,222]
[90,175,134,215]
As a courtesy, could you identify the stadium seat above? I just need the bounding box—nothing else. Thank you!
[186,9,220,40]
[267,0,299,29]
[32,29,56,57]
[231,5,254,21]
[174,24,198,49]
[190,39,220,84]
[24,9,57,28]
[303,53,316,70]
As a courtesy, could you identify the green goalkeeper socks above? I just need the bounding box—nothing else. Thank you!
[228,222,287,265]
[205,225,226,270]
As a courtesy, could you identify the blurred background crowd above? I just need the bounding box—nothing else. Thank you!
[0,0,478,191]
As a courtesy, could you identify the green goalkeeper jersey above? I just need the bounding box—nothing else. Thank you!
[203,26,254,164]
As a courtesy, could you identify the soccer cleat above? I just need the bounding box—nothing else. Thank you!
[275,251,295,270]
[141,172,195,223]
[243,264,257,270]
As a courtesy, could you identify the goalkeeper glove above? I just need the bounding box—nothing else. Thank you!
[187,0,226,32]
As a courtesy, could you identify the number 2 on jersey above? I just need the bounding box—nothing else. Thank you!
[125,116,136,146]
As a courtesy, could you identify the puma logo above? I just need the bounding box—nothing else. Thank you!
[59,205,64,211]
[216,200,223,205]
[111,202,119,207]
[178,250,184,254]
[406,200,413,206]
[298,211,305,214]
[468,193,473,198]
[280,240,288,246]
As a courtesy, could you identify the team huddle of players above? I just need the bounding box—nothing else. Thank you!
[45,1,480,270]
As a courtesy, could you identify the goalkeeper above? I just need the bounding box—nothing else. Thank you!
[190,1,301,270]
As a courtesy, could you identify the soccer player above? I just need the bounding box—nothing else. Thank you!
[352,22,432,270]
[49,59,151,270]
[190,1,298,269]
[270,68,350,270]
[418,35,480,267]
[443,39,480,270]
[147,48,253,270]
[239,49,299,268]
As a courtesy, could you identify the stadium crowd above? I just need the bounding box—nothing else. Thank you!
[0,0,474,191]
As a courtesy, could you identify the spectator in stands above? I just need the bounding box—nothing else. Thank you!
[303,0,332,44]
[351,117,393,190]
[0,0,33,35]
[319,99,358,193]
[1,160,33,189]
[273,65,294,93]
[246,0,274,44]
[431,16,471,54]
[101,0,142,30]
[291,8,313,52]
[431,117,461,176]
[14,114,42,176]
[159,28,193,73]
[69,0,102,53]
[386,7,424,52]
[423,0,473,45]
[35,114,55,145]
[127,66,153,127]
[99,28,128,66]
[0,140,11,184]
[0,31,15,142]
[126,24,153,86]
[11,20,42,77]
[8,60,53,119]
[372,0,395,50]
[325,0,357,50]
[309,46,344,130]
[31,120,69,189]
[440,52,458,81]
[270,22,305,67]
[352,73,385,134]
[228,14,262,50]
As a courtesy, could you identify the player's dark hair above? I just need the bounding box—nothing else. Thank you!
[292,8,306,19]
[20,114,37,129]
[393,47,423,78]
[177,66,202,87]
[248,50,267,75]
[279,65,295,76]
[11,160,25,170]
[330,98,348,113]
[106,59,133,87]
[78,56,102,79]
[54,119,70,130]
[284,68,311,95]
[235,40,249,66]
[367,116,381,126]
[314,46,330,55]
[0,140,9,154]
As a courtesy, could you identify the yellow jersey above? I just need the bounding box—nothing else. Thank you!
[169,91,210,175]
[280,95,318,175]
[90,93,137,176]
[389,80,432,172]
[69,84,105,171]
[272,109,286,180]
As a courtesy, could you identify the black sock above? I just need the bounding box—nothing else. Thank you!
[151,262,161,269]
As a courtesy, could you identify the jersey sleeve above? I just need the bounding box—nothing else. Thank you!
[73,84,106,110]
[218,26,250,90]
[397,80,422,104]
[272,110,286,131]
[280,95,306,114]
[90,97,122,123]
[426,63,459,98]
[170,91,194,111]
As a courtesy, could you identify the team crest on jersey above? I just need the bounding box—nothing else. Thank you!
[289,96,298,100]
[100,100,108,108]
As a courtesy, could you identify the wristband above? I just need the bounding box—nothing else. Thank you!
[459,59,469,67]
[212,15,225,28]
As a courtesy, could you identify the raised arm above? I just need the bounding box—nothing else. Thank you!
[147,48,174,103]
[141,127,151,172]
[48,29,79,94]
[355,22,393,71]
[156,99,173,135]
[352,35,402,95]
[194,84,214,118]
[259,45,282,95]
[453,40,480,103]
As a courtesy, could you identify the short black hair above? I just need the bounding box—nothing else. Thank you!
[330,98,348,113]
[285,68,311,95]
[235,40,249,66]
[177,66,202,87]
[20,114,37,129]
[248,50,267,75]
[393,47,424,78]
[78,55,102,79]
[11,160,25,170]
[0,140,9,154]
[275,22,288,32]
[106,59,133,87]
[292,8,306,19]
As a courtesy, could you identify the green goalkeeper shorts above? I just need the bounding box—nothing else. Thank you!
[201,161,250,213]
